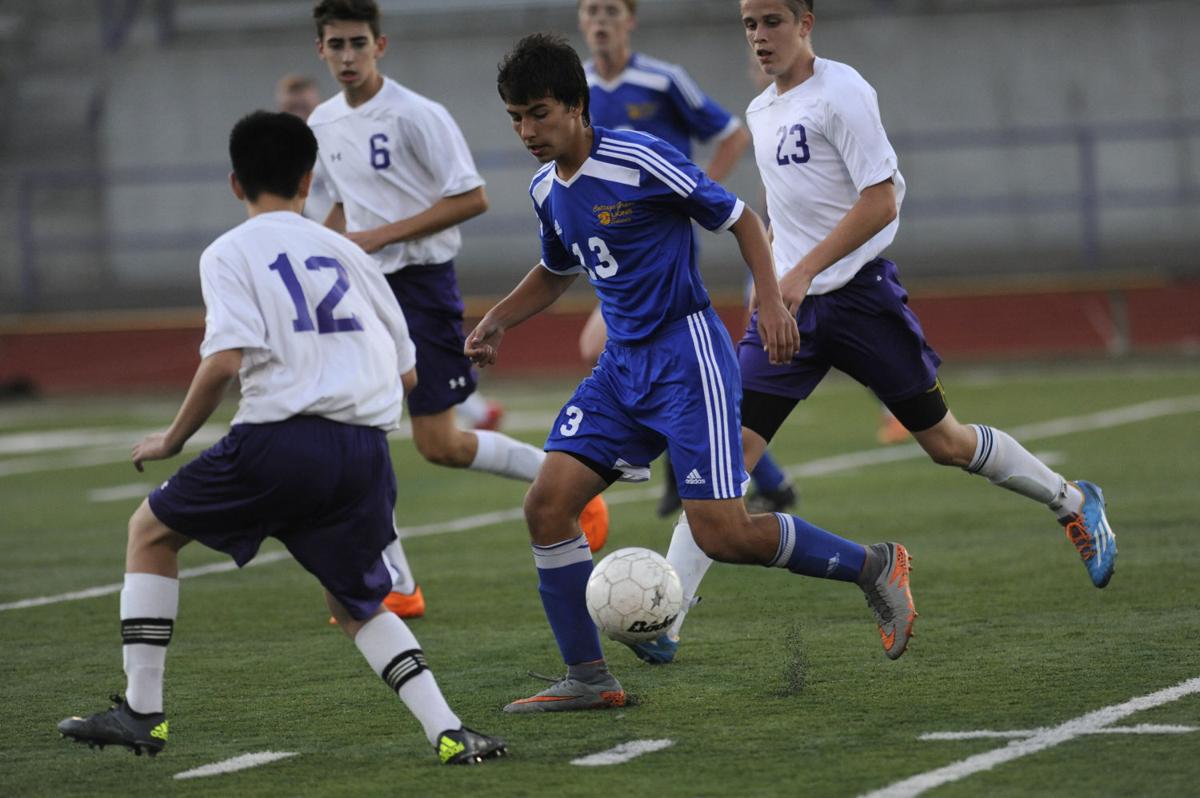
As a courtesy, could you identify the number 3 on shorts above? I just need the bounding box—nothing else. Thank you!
[559,405,584,437]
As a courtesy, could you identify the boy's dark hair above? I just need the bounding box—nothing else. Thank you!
[229,111,318,202]
[313,0,381,39]
[496,33,590,126]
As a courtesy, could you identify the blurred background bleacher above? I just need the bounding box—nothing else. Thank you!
[0,0,1197,323]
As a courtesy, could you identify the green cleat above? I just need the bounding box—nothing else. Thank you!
[58,695,168,757]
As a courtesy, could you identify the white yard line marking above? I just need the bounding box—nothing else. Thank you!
[571,738,674,766]
[863,676,1200,798]
[173,751,298,780]
[5,395,1199,613]
[0,551,291,612]
[920,723,1198,740]
[88,483,155,503]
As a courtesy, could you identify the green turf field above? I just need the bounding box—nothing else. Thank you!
[3,361,1199,797]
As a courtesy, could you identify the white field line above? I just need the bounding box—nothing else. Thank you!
[5,395,1199,613]
[88,483,155,503]
[0,410,560,478]
[0,551,291,612]
[571,738,674,766]
[920,723,1198,740]
[862,676,1200,798]
[173,751,298,780]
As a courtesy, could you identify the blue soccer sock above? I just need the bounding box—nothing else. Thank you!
[767,513,865,582]
[532,535,603,665]
[751,451,788,493]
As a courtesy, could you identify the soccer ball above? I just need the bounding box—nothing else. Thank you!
[586,547,683,644]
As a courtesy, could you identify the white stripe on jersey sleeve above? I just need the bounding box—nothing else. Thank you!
[596,139,697,197]
[530,162,556,207]
[637,54,706,108]
[577,159,641,188]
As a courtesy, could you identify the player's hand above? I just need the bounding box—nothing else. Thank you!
[465,320,504,368]
[132,432,182,472]
[345,228,391,254]
[778,267,812,317]
[756,297,801,365]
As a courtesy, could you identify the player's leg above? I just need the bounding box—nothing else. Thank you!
[745,448,797,513]
[456,389,506,431]
[504,451,624,713]
[909,399,1115,587]
[838,258,1115,588]
[288,418,505,763]
[328,598,505,764]
[58,500,188,755]
[658,325,822,655]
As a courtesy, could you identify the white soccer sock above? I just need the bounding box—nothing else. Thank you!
[383,531,416,594]
[966,424,1083,516]
[120,572,179,714]
[355,613,460,746]
[470,429,545,481]
[457,391,488,427]
[665,513,713,640]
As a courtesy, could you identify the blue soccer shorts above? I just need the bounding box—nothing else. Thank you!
[546,307,746,501]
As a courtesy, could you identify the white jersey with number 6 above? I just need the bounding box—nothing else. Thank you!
[746,57,906,295]
[307,77,485,273]
[198,210,416,430]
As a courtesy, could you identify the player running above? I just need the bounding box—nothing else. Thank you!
[467,33,917,713]
[642,0,1118,664]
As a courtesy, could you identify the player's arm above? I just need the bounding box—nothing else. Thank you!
[704,125,750,184]
[777,179,896,309]
[729,208,799,365]
[401,368,417,394]
[465,265,577,368]
[323,202,347,234]
[132,349,242,471]
[345,186,489,254]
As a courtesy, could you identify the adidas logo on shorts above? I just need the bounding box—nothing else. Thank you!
[685,469,705,486]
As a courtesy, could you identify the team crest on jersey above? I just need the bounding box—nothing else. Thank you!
[593,201,635,226]
[625,102,658,121]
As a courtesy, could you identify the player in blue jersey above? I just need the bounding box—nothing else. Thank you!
[466,33,917,713]
[576,0,797,522]
[57,111,506,764]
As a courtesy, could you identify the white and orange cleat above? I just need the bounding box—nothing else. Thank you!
[857,543,916,659]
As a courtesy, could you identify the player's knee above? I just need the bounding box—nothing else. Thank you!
[523,484,574,546]
[413,430,469,468]
[688,519,751,564]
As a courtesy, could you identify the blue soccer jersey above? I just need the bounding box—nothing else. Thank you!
[530,127,745,343]
[585,53,740,159]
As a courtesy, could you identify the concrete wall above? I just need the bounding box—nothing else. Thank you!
[21,1,1200,309]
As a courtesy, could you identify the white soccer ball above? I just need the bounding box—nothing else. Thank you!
[586,547,683,644]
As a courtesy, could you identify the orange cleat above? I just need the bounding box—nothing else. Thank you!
[876,412,910,445]
[382,585,426,618]
[578,494,609,552]
[329,585,426,625]
[473,400,506,431]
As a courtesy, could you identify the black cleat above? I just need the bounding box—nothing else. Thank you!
[58,695,168,757]
[745,482,798,514]
[435,726,507,765]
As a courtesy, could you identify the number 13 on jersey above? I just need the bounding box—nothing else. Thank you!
[571,236,620,280]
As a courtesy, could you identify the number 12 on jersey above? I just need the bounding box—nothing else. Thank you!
[268,253,364,334]
[571,237,620,280]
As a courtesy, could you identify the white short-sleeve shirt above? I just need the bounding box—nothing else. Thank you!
[746,57,906,294]
[199,211,416,429]
[307,77,485,273]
